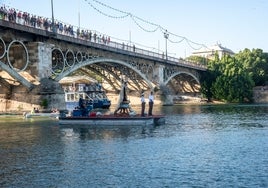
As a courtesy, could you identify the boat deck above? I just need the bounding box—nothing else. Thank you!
[59,114,165,126]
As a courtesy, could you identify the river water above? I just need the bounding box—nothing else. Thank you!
[0,104,268,187]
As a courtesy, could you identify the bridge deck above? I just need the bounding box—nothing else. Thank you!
[0,19,206,71]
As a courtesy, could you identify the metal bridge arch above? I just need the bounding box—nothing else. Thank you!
[0,60,33,89]
[164,71,200,86]
[54,57,154,89]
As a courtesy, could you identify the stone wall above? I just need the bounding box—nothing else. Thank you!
[253,86,268,103]
[0,78,65,114]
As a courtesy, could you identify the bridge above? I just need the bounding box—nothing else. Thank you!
[0,12,206,112]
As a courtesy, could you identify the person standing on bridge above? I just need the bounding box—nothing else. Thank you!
[141,92,146,117]
[148,91,154,116]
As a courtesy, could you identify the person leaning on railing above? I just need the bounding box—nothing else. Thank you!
[0,3,206,69]
[0,6,8,20]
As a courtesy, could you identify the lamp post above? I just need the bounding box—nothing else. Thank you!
[78,0,80,29]
[51,0,56,34]
[164,30,169,60]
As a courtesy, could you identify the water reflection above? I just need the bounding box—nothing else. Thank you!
[161,104,268,130]
[60,124,159,141]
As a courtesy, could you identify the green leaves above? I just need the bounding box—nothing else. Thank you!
[200,48,267,103]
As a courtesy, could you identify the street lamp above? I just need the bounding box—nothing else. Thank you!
[51,0,56,34]
[164,30,169,60]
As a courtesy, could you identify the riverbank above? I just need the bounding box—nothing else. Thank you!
[0,99,222,116]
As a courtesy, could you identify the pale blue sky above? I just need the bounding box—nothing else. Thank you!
[1,0,267,58]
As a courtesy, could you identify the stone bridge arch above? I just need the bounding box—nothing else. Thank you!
[0,61,34,89]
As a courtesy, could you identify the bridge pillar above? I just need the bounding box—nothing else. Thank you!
[154,65,174,105]
[26,42,65,112]
[159,84,174,106]
[0,41,66,113]
[27,42,54,80]
[156,64,165,85]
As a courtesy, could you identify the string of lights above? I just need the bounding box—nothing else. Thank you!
[83,0,208,52]
[168,37,185,44]
[84,0,130,19]
[91,0,129,15]
[131,13,162,33]
[131,15,160,33]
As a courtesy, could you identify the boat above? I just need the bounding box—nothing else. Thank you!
[59,80,165,126]
[24,112,60,119]
[64,83,111,112]
[58,114,165,126]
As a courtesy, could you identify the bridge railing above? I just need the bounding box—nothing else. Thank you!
[105,39,206,70]
[0,5,207,70]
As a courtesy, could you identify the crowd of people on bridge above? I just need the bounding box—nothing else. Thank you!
[0,4,205,68]
[0,4,166,56]
[0,5,111,45]
[0,4,174,59]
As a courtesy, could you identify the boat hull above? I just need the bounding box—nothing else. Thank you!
[59,115,165,126]
[24,112,59,119]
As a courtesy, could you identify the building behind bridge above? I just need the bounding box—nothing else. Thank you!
[192,43,235,60]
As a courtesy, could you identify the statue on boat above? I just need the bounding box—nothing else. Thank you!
[113,79,136,116]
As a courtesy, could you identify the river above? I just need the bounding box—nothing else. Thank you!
[0,104,268,187]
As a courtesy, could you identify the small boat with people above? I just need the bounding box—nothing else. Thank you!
[59,80,165,126]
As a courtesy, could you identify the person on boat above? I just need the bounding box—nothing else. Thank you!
[141,92,146,116]
[35,108,39,113]
[78,97,87,116]
[148,91,154,116]
[51,108,59,113]
[31,107,35,114]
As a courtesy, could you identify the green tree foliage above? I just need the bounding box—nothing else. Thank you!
[200,53,221,101]
[200,48,268,103]
[185,55,208,65]
[200,68,217,101]
[236,48,268,86]
[211,73,254,103]
[40,98,48,109]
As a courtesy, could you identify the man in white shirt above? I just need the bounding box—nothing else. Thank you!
[141,92,145,116]
[148,91,154,116]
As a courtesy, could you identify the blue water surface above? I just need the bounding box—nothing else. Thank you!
[0,104,267,187]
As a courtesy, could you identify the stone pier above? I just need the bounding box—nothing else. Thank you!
[0,42,65,114]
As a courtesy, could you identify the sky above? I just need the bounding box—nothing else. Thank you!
[1,0,268,58]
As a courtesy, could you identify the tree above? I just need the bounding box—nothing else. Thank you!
[200,53,221,101]
[185,55,208,66]
[236,48,268,86]
[211,73,254,103]
[200,52,257,103]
